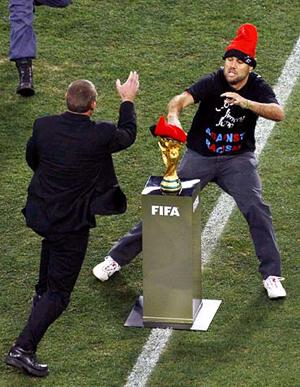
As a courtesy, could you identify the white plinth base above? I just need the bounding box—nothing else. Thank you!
[191,299,222,331]
[124,296,221,331]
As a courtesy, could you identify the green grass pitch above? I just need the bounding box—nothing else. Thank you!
[0,1,299,385]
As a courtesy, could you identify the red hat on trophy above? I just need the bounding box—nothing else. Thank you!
[150,116,187,143]
[223,23,258,68]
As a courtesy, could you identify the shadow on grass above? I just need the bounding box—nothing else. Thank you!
[81,264,143,328]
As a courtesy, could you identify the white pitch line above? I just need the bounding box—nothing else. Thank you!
[125,36,300,387]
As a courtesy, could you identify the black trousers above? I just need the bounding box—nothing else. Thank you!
[16,228,89,352]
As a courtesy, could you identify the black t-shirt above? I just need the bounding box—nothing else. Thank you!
[186,68,279,156]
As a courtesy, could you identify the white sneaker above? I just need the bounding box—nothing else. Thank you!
[92,256,121,282]
[263,276,286,299]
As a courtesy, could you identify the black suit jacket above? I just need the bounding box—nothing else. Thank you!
[23,101,136,235]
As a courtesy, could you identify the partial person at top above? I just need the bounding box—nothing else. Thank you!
[9,0,72,97]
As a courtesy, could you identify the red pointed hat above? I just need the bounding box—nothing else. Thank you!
[223,23,258,68]
[151,116,187,143]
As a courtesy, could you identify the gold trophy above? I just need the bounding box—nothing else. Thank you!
[151,116,187,194]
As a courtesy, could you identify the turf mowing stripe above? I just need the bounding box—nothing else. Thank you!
[125,36,300,387]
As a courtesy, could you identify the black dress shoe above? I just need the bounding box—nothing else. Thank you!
[5,345,48,377]
[15,58,35,97]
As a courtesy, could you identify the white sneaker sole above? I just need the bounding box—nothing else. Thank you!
[92,265,109,282]
[266,290,287,299]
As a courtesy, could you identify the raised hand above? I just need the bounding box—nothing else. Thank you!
[116,71,139,102]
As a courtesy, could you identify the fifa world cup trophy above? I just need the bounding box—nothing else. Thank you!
[158,138,182,193]
[150,116,187,194]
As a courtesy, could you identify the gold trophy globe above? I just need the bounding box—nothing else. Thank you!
[150,116,187,194]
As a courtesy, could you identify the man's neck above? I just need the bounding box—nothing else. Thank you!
[67,110,92,117]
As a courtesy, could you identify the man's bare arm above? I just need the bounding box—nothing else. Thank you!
[167,91,195,128]
[245,101,284,121]
[221,91,285,121]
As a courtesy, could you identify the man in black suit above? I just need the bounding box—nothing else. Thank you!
[5,71,139,377]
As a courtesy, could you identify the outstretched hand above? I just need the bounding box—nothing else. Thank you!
[116,71,139,102]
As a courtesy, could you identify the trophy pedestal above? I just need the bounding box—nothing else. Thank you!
[125,176,221,331]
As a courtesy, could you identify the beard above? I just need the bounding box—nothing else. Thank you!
[224,67,250,86]
[225,73,247,85]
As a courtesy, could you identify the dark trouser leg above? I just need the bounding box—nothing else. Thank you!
[109,149,214,266]
[9,0,36,60]
[9,0,70,61]
[35,0,71,7]
[216,152,281,279]
[16,228,89,352]
[35,238,50,295]
[109,222,143,266]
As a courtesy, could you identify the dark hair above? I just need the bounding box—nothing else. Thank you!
[66,80,98,113]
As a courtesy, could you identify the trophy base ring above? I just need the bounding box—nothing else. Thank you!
[160,178,182,195]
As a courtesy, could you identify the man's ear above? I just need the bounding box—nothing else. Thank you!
[90,100,97,111]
